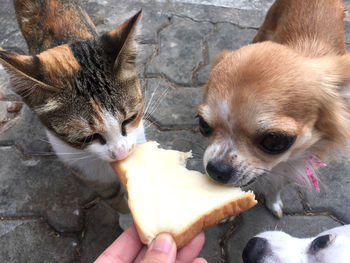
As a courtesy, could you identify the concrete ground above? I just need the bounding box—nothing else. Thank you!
[1,0,350,262]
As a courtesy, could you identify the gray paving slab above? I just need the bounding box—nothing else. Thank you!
[0,219,78,263]
[86,0,270,28]
[194,23,258,85]
[0,105,53,155]
[0,145,95,231]
[0,101,19,129]
[146,16,213,86]
[0,0,27,54]
[0,65,11,95]
[88,3,171,45]
[300,160,350,224]
[170,0,274,10]
[199,223,229,263]
[143,78,203,128]
[78,201,123,263]
[137,44,156,74]
[280,184,304,214]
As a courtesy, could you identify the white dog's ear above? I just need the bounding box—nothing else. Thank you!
[309,234,335,254]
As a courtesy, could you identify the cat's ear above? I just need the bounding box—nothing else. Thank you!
[99,10,142,77]
[0,50,60,106]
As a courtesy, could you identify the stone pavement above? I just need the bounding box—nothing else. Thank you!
[1,0,350,262]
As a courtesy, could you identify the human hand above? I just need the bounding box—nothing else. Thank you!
[95,224,207,263]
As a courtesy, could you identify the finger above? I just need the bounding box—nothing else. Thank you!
[191,258,208,263]
[139,233,177,263]
[95,224,143,263]
[134,246,147,263]
[176,232,205,263]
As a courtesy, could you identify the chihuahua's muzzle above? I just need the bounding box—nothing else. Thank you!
[206,160,238,184]
[206,159,260,187]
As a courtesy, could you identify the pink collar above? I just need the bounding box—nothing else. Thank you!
[304,156,326,192]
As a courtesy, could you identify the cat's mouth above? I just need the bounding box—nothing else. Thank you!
[113,144,136,161]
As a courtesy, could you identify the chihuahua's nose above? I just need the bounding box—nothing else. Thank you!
[206,160,236,184]
[242,237,268,263]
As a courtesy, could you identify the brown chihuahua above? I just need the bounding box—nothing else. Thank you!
[199,0,350,217]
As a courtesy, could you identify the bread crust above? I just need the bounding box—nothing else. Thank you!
[163,192,256,248]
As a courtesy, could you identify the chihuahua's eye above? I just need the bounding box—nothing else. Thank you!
[310,235,333,254]
[121,113,138,136]
[78,133,106,145]
[197,115,213,137]
[257,132,296,154]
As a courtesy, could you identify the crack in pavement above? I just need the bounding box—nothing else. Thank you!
[0,215,43,221]
[295,189,348,224]
[143,16,172,72]
[172,14,260,30]
[297,189,312,211]
[0,141,56,158]
[144,114,198,132]
[283,211,347,226]
[191,24,216,86]
[218,215,243,263]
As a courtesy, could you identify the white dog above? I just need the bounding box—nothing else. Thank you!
[242,225,350,263]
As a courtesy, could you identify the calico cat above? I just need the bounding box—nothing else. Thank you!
[0,0,146,209]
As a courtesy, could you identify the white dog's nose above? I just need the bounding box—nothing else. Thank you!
[242,237,268,263]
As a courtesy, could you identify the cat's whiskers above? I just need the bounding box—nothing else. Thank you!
[81,136,89,149]
[144,117,160,130]
[144,114,169,130]
[54,152,91,156]
[38,138,51,144]
[143,91,171,131]
[38,138,66,147]
[67,154,97,163]
[143,80,171,121]
[143,79,161,118]
[38,138,79,149]
[11,79,37,98]
[145,87,170,118]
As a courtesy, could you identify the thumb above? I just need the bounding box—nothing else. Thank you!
[139,233,177,263]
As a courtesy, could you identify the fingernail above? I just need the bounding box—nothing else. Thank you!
[150,233,174,253]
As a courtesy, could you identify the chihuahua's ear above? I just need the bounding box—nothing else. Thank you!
[310,55,350,97]
[0,50,60,107]
[214,50,231,67]
[310,55,350,151]
[331,55,350,99]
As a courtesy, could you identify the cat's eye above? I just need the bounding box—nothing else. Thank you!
[309,235,333,254]
[121,113,138,136]
[78,133,106,145]
[257,132,296,155]
[197,115,213,137]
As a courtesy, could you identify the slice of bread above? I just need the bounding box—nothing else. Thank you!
[111,141,257,248]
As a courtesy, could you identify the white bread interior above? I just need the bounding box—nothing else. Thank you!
[111,141,257,248]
